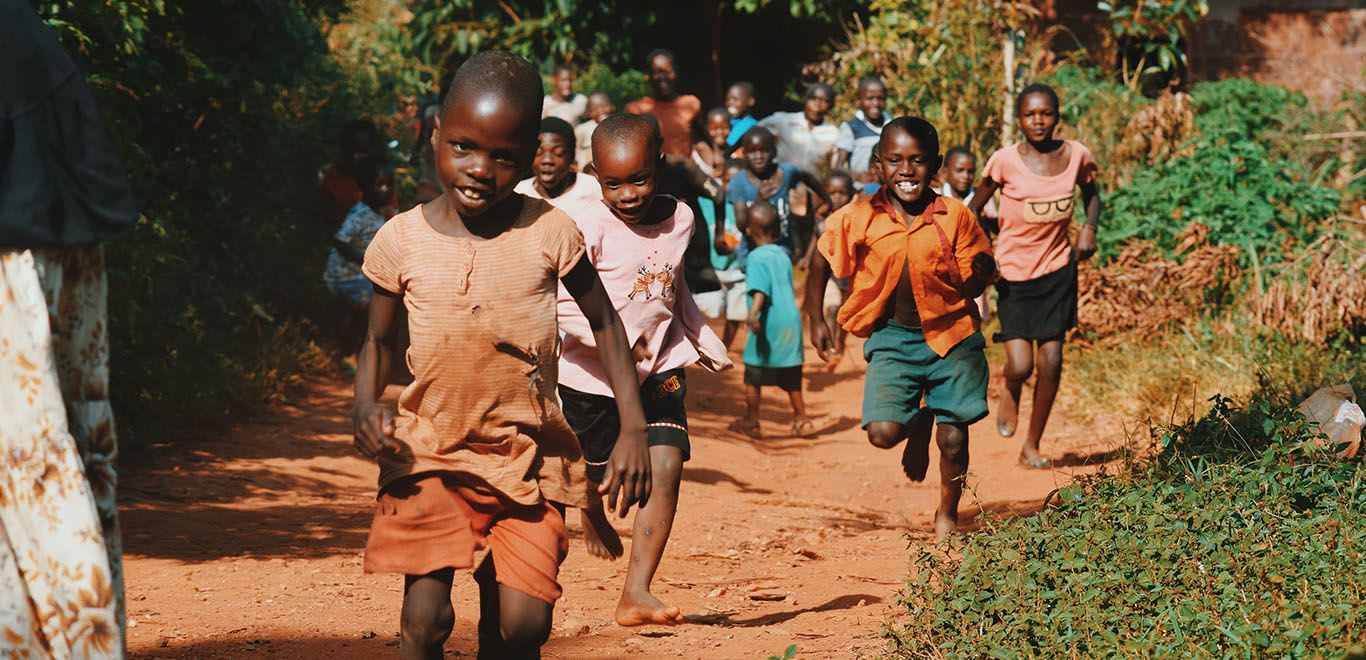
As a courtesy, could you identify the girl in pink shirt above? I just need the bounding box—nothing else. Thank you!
[556,114,730,627]
[969,83,1102,469]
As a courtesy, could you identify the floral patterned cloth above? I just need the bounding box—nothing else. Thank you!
[0,247,123,659]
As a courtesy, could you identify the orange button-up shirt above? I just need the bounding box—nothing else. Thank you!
[817,190,992,357]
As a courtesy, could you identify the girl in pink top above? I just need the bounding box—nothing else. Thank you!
[556,114,730,628]
[969,83,1102,469]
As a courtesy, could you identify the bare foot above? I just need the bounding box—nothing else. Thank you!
[1018,447,1053,469]
[580,505,623,559]
[729,417,762,438]
[615,590,685,627]
[900,414,934,482]
[933,508,958,540]
[997,389,1019,438]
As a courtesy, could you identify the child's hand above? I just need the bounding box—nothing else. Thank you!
[808,314,835,362]
[970,252,997,281]
[1076,225,1098,261]
[714,234,733,256]
[746,313,762,334]
[353,403,398,459]
[598,425,652,517]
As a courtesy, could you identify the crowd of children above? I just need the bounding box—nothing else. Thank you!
[331,48,1101,658]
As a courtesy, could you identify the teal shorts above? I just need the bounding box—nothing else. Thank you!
[862,320,989,427]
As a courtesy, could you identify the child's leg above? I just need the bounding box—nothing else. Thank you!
[474,558,554,660]
[785,375,815,436]
[616,445,687,626]
[722,320,742,349]
[934,422,969,539]
[1020,339,1063,465]
[866,414,934,482]
[997,338,1035,437]
[400,569,456,660]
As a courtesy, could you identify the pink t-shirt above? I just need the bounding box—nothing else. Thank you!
[515,172,604,224]
[556,196,731,396]
[982,140,1097,282]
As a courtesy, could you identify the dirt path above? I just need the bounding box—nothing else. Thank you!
[121,337,1119,659]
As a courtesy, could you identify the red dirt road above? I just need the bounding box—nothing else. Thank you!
[121,339,1118,659]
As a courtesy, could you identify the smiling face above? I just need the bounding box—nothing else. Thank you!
[945,152,976,197]
[533,131,573,193]
[593,138,659,223]
[1018,92,1059,144]
[876,126,939,207]
[430,94,537,219]
[553,68,575,100]
[858,81,887,124]
[648,54,678,100]
[705,109,731,148]
[725,84,755,119]
[742,131,776,175]
[803,85,832,124]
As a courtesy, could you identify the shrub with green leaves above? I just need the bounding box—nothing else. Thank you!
[890,390,1366,658]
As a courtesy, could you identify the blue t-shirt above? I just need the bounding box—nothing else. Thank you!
[727,162,798,251]
[743,244,803,369]
[323,202,386,285]
[727,115,758,148]
[700,197,740,273]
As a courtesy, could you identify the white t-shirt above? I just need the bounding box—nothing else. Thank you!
[515,172,604,226]
[758,111,840,174]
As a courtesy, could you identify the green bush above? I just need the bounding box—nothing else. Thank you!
[1099,79,1341,265]
[40,2,408,444]
[891,386,1366,657]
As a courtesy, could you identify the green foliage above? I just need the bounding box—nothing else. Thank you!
[891,384,1366,657]
[1043,62,1150,186]
[572,62,650,110]
[39,2,407,443]
[1098,0,1209,88]
[765,643,798,660]
[1100,79,1341,265]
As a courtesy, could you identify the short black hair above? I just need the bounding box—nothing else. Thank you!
[805,82,834,99]
[858,76,886,92]
[539,116,576,152]
[354,155,393,191]
[741,125,775,147]
[442,51,543,142]
[728,81,755,97]
[553,62,574,75]
[747,200,781,237]
[646,48,676,69]
[593,113,662,156]
[945,146,975,163]
[882,116,941,156]
[824,169,854,187]
[706,106,730,122]
[1016,83,1060,114]
[341,119,379,145]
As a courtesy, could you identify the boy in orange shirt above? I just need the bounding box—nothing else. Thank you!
[352,51,650,660]
[806,117,996,539]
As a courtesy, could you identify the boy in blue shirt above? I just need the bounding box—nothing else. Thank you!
[728,126,830,259]
[735,201,813,438]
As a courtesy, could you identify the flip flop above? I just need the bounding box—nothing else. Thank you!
[791,419,817,438]
[1019,456,1053,469]
[729,418,762,438]
[997,418,1017,438]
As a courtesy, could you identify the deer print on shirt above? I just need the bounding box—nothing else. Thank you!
[626,263,678,302]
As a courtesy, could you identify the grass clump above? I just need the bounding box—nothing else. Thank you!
[888,366,1366,657]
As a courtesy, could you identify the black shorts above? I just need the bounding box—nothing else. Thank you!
[743,364,803,392]
[994,259,1078,343]
[558,369,690,483]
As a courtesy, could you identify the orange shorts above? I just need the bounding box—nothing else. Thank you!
[363,473,569,604]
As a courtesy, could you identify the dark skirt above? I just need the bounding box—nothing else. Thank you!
[743,364,803,392]
[994,259,1077,342]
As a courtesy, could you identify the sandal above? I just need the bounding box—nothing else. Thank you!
[791,418,817,438]
[729,418,762,438]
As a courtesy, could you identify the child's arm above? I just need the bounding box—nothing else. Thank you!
[804,249,835,359]
[712,196,734,256]
[746,291,767,334]
[953,208,998,301]
[732,200,751,233]
[967,178,1000,236]
[793,168,833,214]
[831,149,850,172]
[561,255,652,517]
[334,239,365,265]
[352,288,401,458]
[1076,181,1101,260]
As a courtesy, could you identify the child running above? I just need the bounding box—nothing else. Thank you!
[729,126,831,259]
[941,146,997,322]
[832,76,890,187]
[323,155,394,375]
[575,91,614,171]
[736,201,813,438]
[352,51,652,660]
[695,158,748,349]
[807,117,997,539]
[968,83,1101,469]
[556,113,731,627]
[515,116,602,219]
